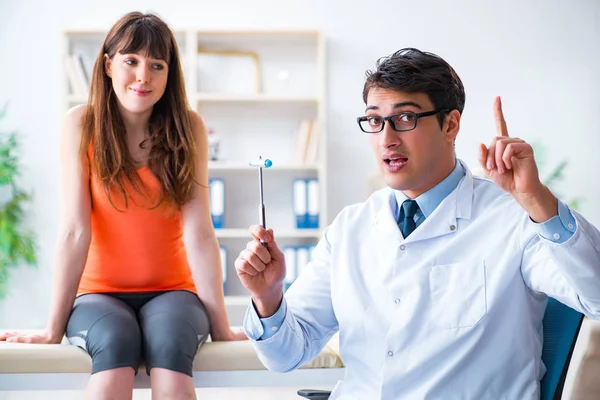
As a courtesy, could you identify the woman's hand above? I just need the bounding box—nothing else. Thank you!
[211,327,248,341]
[0,330,62,344]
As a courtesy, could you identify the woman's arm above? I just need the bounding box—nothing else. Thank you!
[180,111,243,341]
[1,105,92,343]
[46,105,93,341]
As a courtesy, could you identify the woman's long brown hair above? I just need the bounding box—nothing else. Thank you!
[80,11,197,210]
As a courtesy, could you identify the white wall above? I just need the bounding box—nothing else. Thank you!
[1,0,599,328]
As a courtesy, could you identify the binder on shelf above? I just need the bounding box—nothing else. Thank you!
[209,178,225,228]
[306,178,319,229]
[219,246,227,295]
[307,244,316,263]
[296,246,309,278]
[283,247,297,292]
[293,179,308,229]
[294,119,320,165]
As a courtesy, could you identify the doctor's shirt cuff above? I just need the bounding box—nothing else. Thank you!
[243,296,287,341]
[533,200,576,244]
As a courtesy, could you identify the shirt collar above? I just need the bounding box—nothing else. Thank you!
[393,159,466,219]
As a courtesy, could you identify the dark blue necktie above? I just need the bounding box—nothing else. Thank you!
[400,200,419,238]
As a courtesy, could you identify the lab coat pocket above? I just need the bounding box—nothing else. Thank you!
[428,260,486,329]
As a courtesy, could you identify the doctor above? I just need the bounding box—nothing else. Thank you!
[234,48,600,399]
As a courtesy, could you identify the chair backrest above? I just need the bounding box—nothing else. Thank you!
[541,298,585,400]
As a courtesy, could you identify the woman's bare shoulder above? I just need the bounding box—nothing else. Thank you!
[61,104,89,144]
[64,104,88,125]
[188,109,205,128]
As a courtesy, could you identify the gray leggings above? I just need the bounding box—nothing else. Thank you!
[66,290,210,376]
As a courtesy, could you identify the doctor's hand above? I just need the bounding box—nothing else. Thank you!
[479,96,558,223]
[235,225,286,317]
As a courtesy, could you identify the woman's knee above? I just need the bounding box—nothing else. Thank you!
[142,312,201,376]
[87,311,143,374]
[150,368,196,399]
[140,291,210,376]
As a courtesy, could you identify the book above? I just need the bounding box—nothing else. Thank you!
[294,119,313,164]
[304,120,320,164]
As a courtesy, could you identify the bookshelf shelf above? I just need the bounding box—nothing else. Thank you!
[66,94,318,105]
[224,296,250,307]
[196,93,318,103]
[215,228,322,239]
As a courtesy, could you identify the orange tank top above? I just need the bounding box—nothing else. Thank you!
[77,158,197,295]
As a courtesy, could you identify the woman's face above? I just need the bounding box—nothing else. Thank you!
[104,50,169,114]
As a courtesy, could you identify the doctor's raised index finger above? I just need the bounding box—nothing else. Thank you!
[493,96,509,138]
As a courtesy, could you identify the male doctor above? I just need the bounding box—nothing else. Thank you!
[234,48,600,399]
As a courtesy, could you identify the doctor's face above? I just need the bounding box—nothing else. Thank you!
[365,88,460,198]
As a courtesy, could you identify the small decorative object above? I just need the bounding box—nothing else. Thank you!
[276,67,291,93]
[277,68,290,82]
[207,128,220,161]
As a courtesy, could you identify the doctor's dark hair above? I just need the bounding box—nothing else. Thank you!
[362,48,466,127]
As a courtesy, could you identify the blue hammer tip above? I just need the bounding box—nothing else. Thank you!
[264,159,273,168]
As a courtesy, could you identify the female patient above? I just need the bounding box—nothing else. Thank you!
[0,11,245,399]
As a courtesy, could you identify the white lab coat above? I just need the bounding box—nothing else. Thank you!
[246,161,600,399]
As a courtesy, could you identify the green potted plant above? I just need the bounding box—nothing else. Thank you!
[0,103,37,297]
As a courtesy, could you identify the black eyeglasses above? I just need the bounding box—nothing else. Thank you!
[357,108,450,134]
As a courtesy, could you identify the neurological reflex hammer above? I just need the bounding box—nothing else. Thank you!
[248,156,272,245]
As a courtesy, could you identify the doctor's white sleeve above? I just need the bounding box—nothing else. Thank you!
[521,203,600,318]
[243,228,339,372]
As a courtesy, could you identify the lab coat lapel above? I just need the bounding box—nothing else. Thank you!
[372,160,474,244]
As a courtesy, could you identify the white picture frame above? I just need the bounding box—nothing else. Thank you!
[197,49,261,94]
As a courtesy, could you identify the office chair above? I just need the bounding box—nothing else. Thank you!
[541,298,585,400]
[298,297,584,400]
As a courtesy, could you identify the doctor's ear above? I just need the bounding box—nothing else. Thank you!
[104,54,113,78]
[443,110,461,143]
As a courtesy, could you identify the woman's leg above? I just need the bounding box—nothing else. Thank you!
[66,294,143,400]
[138,290,210,400]
[86,367,136,400]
